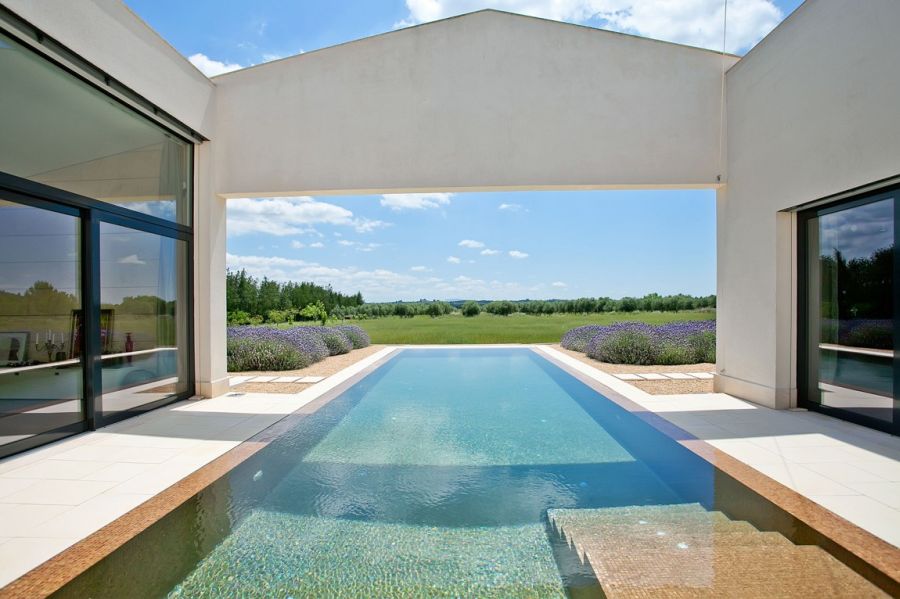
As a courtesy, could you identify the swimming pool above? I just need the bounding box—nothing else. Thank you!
[52,348,888,597]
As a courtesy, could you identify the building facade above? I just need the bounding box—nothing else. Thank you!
[0,0,897,458]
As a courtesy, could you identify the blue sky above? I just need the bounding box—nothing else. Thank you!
[125,0,802,302]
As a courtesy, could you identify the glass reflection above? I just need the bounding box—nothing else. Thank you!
[0,200,83,447]
[0,31,191,224]
[806,197,894,424]
[99,222,188,416]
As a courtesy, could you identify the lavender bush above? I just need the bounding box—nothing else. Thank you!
[304,326,353,356]
[563,320,716,365]
[277,326,330,362]
[561,325,607,352]
[227,325,333,371]
[226,338,308,371]
[592,330,659,365]
[335,324,371,349]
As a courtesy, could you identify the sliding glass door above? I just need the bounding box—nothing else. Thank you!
[799,186,898,434]
[0,197,86,451]
[98,220,190,418]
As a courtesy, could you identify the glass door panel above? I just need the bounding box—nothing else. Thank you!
[0,199,84,449]
[803,194,895,430]
[98,221,189,418]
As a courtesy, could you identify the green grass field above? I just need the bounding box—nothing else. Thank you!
[327,311,715,345]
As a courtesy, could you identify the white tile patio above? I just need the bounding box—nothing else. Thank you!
[0,347,396,587]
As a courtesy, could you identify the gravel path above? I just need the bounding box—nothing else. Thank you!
[230,344,387,393]
[549,344,715,395]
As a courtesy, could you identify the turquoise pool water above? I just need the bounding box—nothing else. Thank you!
[56,348,719,598]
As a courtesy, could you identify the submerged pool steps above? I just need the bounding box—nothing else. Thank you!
[547,503,886,598]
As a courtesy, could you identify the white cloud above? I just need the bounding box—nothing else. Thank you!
[227,197,389,236]
[508,250,529,259]
[380,193,453,211]
[480,248,500,256]
[309,242,325,248]
[338,240,382,252]
[396,0,782,54]
[352,218,391,233]
[447,256,462,264]
[551,281,567,288]
[290,240,305,249]
[188,53,244,77]
[458,239,485,249]
[498,203,525,212]
[118,254,146,265]
[410,265,431,272]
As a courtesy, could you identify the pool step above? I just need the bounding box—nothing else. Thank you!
[548,504,886,598]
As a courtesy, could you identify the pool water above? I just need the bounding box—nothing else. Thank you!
[58,349,724,597]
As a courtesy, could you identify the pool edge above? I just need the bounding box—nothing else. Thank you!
[0,348,402,599]
[534,346,900,594]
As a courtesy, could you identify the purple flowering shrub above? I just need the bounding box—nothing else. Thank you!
[564,320,716,365]
[335,325,371,349]
[277,327,330,362]
[592,330,659,365]
[226,338,309,371]
[304,326,353,356]
[560,325,607,352]
[227,325,334,371]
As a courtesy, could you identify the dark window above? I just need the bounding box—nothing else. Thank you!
[99,222,190,416]
[0,199,85,449]
[799,185,898,434]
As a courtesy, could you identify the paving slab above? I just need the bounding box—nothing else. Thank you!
[613,373,643,381]
[664,372,695,380]
[687,372,715,379]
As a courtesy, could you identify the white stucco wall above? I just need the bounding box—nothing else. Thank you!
[1,0,214,136]
[213,10,736,197]
[716,0,900,407]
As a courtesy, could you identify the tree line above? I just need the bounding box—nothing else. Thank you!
[226,269,363,324]
[330,293,716,319]
[224,269,716,324]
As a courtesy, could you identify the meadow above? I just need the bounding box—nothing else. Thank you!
[309,311,715,345]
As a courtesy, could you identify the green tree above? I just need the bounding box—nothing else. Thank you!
[299,301,328,325]
[461,301,481,317]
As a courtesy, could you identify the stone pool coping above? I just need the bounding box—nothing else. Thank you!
[1,344,898,597]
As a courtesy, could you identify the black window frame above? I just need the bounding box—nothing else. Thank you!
[797,182,900,436]
[0,169,195,459]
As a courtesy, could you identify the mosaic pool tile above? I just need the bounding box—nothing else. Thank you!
[168,510,567,598]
